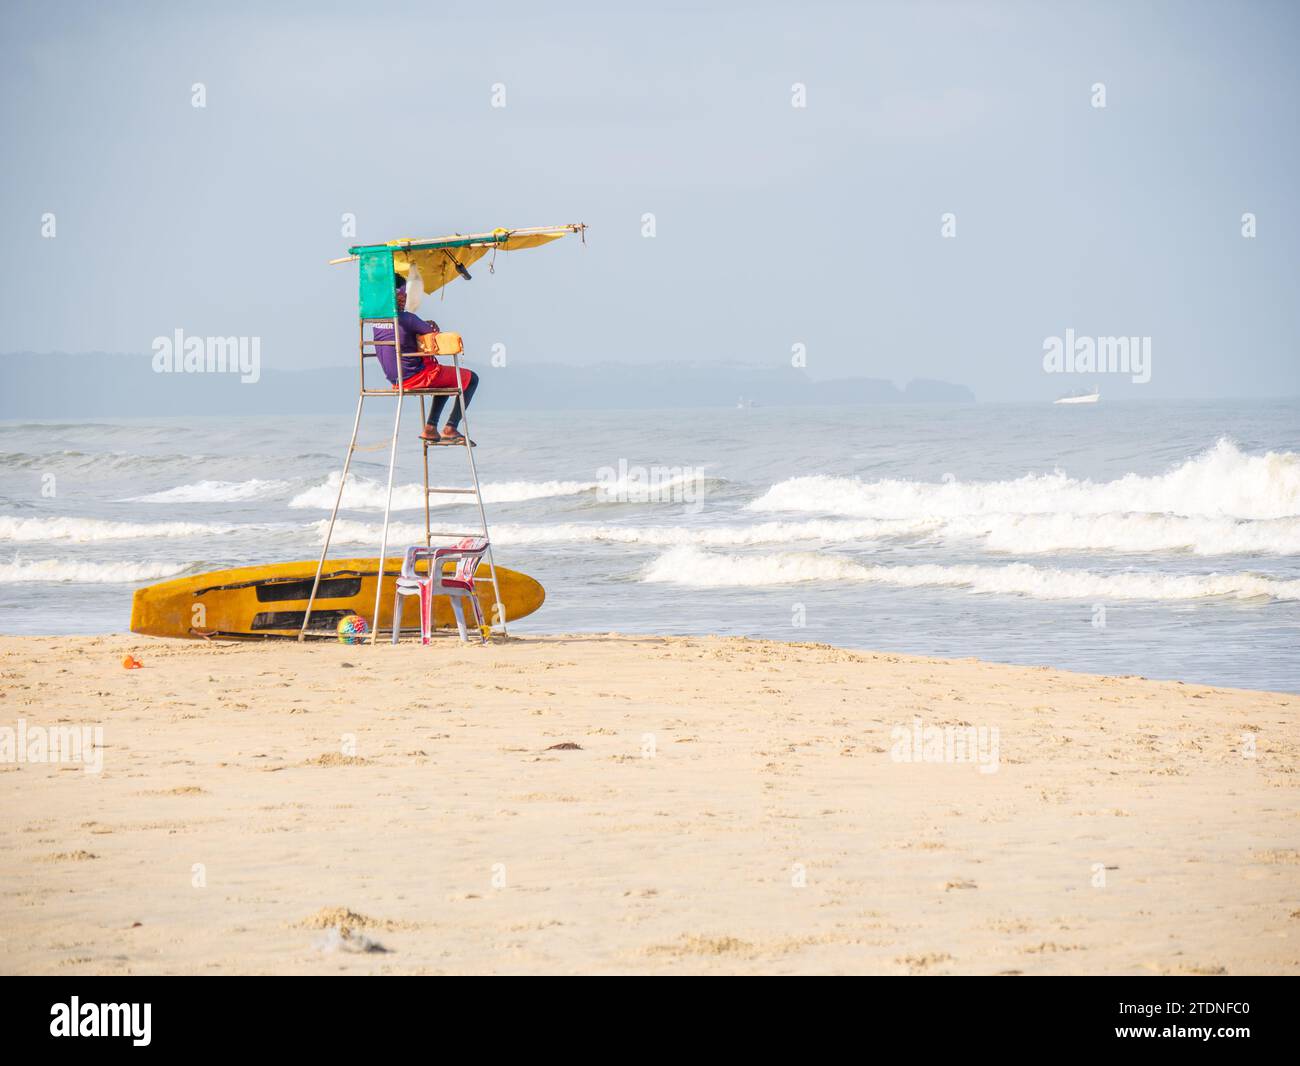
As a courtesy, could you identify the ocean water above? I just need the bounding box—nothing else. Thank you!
[1,399,1297,692]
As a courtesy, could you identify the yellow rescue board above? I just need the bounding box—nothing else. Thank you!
[129,557,544,640]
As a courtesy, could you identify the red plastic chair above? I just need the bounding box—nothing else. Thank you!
[391,538,490,644]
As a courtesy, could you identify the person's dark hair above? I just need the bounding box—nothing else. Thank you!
[394,272,406,291]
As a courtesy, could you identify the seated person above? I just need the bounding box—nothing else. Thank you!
[373,275,480,443]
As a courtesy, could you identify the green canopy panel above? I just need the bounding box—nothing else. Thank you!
[358,248,398,319]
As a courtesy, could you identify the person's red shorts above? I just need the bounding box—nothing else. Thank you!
[394,358,472,392]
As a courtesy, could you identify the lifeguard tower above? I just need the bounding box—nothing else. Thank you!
[299,224,586,644]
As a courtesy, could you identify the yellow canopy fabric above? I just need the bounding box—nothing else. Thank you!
[394,245,492,297]
[387,227,578,298]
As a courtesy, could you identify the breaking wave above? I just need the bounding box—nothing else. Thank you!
[0,516,257,542]
[640,545,1300,602]
[0,557,193,584]
[289,469,726,513]
[748,440,1300,522]
[291,472,597,512]
[936,512,1300,557]
[127,479,292,503]
[313,510,1300,557]
[315,516,931,548]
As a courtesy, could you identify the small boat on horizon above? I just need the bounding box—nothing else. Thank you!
[1054,387,1099,405]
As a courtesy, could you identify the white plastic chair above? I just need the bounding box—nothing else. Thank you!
[391,538,490,644]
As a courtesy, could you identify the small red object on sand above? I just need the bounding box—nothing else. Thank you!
[122,655,143,670]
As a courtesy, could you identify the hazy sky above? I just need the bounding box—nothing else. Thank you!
[1,0,1297,401]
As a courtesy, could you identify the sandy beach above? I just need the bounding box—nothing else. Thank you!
[0,632,1295,976]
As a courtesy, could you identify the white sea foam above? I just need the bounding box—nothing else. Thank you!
[640,545,1300,602]
[949,512,1300,557]
[5,507,1289,558]
[748,440,1300,522]
[314,509,1300,557]
[317,519,429,545]
[289,472,598,512]
[0,557,193,584]
[0,516,248,543]
[289,469,727,512]
[127,479,292,503]
[316,516,934,548]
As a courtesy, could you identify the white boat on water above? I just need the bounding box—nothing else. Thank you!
[1054,387,1099,405]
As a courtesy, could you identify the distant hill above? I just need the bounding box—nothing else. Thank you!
[0,353,974,417]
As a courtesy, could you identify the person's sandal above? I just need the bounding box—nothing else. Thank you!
[429,428,476,447]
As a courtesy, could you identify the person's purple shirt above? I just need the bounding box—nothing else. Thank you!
[373,312,436,384]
